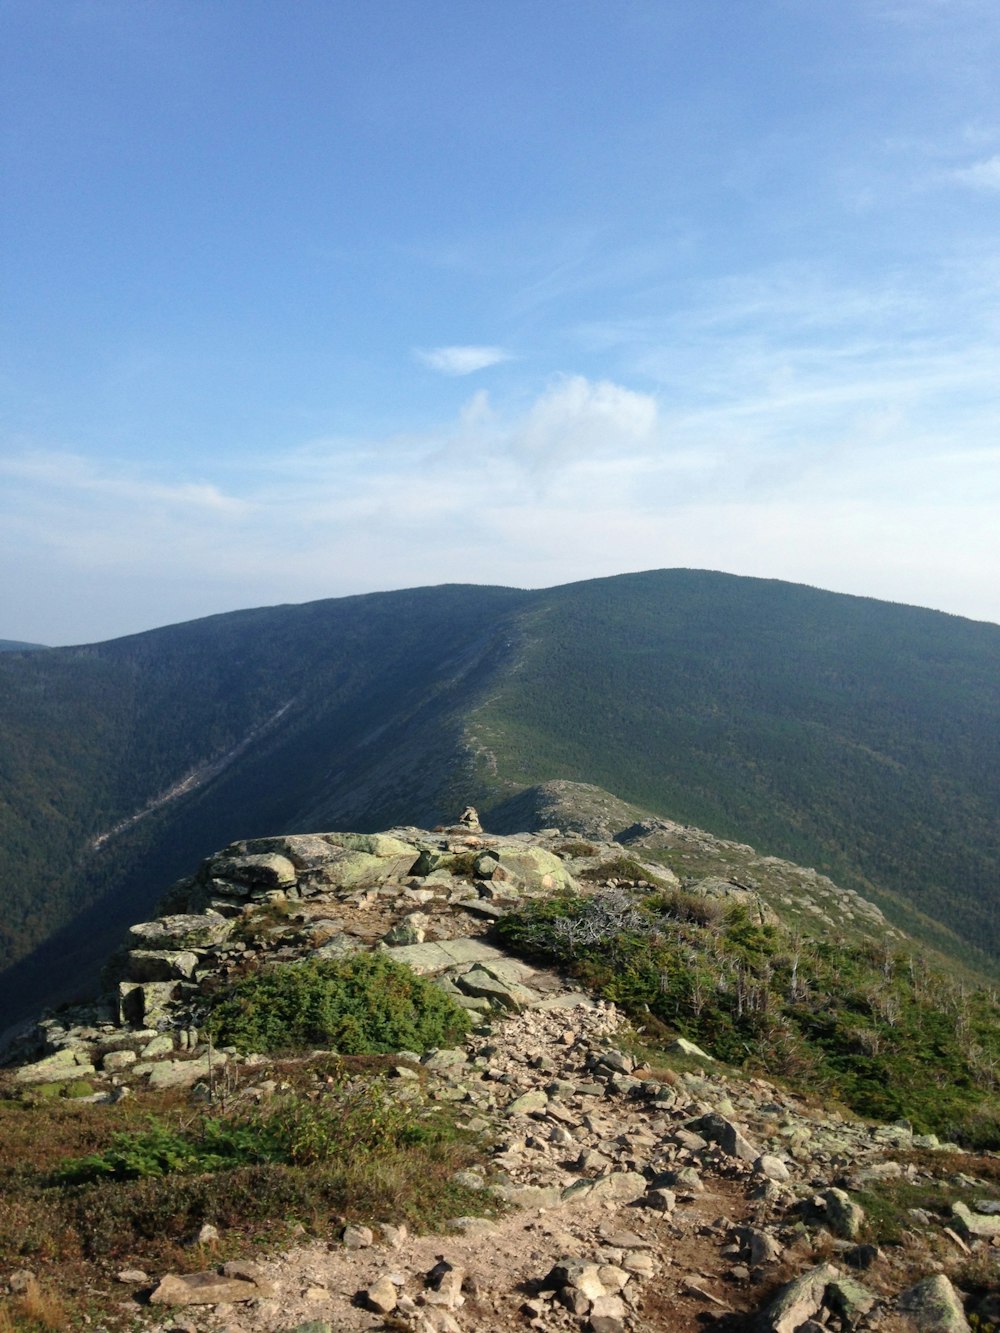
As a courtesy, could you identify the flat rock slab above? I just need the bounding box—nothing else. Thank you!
[388,938,506,972]
[138,1052,228,1089]
[149,1271,273,1306]
[14,1049,96,1084]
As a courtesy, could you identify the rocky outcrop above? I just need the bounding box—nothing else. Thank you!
[0,814,989,1333]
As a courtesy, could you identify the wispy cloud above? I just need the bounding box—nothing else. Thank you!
[952,154,1000,189]
[415,345,512,375]
[0,451,250,515]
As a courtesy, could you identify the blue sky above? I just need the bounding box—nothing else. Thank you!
[2,0,999,643]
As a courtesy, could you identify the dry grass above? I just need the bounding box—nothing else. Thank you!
[0,1279,69,1333]
[0,1057,493,1330]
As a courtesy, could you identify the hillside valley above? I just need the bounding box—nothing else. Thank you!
[0,569,998,1030]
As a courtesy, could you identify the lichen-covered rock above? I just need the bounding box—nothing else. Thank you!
[118,980,180,1027]
[128,913,233,949]
[760,1263,840,1333]
[951,1200,1000,1239]
[125,950,199,982]
[899,1274,971,1333]
[208,852,297,889]
[690,1111,759,1162]
[814,1187,865,1240]
[489,845,577,895]
[686,876,780,926]
[324,831,416,859]
[14,1047,96,1084]
[562,1171,648,1205]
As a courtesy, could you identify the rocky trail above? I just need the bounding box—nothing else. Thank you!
[2,814,997,1333]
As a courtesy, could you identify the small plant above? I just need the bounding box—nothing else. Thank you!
[579,855,666,886]
[204,953,470,1055]
[54,1076,464,1185]
[555,841,598,858]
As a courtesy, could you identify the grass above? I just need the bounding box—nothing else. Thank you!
[852,1149,1000,1246]
[0,1281,67,1333]
[0,1052,494,1330]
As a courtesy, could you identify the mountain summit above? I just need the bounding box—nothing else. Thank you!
[1,569,998,1028]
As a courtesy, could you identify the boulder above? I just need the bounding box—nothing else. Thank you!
[101,1049,138,1073]
[899,1274,971,1333]
[128,913,233,949]
[814,1187,865,1240]
[690,1112,759,1162]
[455,967,537,1011]
[827,1276,877,1327]
[951,1201,1000,1241]
[149,1270,271,1306]
[490,845,577,895]
[208,852,297,890]
[365,1276,398,1314]
[506,1089,549,1116]
[760,1264,840,1333]
[118,980,180,1027]
[667,1037,715,1061]
[754,1154,791,1182]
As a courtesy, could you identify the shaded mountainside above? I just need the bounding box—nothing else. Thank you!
[0,569,998,1027]
[0,639,47,652]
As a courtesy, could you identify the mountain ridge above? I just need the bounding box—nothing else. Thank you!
[1,569,997,1029]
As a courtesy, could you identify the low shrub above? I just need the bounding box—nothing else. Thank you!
[497,888,1000,1145]
[204,952,469,1055]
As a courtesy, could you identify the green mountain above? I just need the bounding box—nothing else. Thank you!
[0,640,47,652]
[0,569,998,1029]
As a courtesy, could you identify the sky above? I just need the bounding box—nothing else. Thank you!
[2,0,1000,645]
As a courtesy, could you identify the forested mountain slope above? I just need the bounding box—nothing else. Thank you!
[471,571,1000,963]
[0,569,997,1029]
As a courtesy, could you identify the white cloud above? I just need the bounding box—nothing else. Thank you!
[0,452,249,515]
[511,375,658,468]
[415,345,512,375]
[952,154,1000,189]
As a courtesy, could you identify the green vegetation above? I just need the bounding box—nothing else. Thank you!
[204,954,470,1055]
[475,571,1000,971]
[852,1148,1000,1245]
[0,1059,490,1320]
[55,1079,461,1186]
[497,886,1000,1146]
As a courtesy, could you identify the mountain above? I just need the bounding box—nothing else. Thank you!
[0,569,998,1027]
[0,639,47,652]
